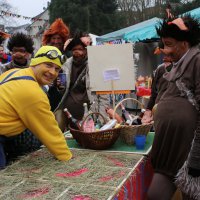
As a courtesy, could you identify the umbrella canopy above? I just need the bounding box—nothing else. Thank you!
[97,7,200,44]
[96,17,161,43]
[183,7,200,19]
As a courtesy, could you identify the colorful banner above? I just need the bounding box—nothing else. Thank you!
[0,10,48,22]
[113,157,153,200]
[97,38,125,45]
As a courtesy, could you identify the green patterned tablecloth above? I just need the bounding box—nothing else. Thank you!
[67,132,155,155]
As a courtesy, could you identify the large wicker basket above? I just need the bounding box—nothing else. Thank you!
[69,112,121,150]
[113,98,153,145]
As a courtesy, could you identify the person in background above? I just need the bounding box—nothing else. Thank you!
[0,45,12,65]
[0,31,11,66]
[42,18,70,52]
[0,32,34,74]
[0,32,41,162]
[54,31,109,132]
[0,45,72,169]
[141,42,172,124]
[42,18,71,111]
[147,16,200,200]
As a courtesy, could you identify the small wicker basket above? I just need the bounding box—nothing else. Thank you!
[69,112,121,150]
[113,98,152,145]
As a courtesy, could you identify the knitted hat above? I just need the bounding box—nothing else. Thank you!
[42,18,70,45]
[30,46,63,67]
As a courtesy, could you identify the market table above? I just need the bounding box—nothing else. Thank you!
[0,134,154,200]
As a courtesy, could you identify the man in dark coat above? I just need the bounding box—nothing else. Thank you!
[147,16,200,200]
[142,43,172,124]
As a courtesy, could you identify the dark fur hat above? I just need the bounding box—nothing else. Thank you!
[65,30,92,51]
[156,15,200,46]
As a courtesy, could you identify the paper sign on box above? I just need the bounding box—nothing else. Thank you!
[87,43,136,92]
[103,68,120,81]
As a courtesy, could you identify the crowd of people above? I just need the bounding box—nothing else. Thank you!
[0,14,200,200]
[0,18,109,168]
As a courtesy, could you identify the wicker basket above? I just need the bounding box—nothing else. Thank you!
[69,112,121,150]
[113,98,152,145]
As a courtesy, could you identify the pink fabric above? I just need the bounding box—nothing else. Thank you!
[168,18,188,31]
[17,187,49,198]
[107,156,125,167]
[72,195,92,200]
[80,37,92,46]
[56,168,89,177]
[98,171,125,182]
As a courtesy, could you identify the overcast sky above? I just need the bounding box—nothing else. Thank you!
[6,0,49,25]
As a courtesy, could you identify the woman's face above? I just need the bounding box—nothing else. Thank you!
[161,37,190,63]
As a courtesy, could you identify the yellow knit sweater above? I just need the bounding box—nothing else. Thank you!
[0,68,72,161]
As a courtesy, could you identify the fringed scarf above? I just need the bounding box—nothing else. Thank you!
[175,47,200,199]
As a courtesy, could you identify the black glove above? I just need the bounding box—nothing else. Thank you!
[188,167,200,177]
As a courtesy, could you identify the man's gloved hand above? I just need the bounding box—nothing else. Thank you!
[188,167,200,177]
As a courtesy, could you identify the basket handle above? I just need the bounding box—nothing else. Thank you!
[81,112,106,129]
[113,98,144,117]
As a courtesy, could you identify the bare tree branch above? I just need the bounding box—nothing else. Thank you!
[0,0,18,27]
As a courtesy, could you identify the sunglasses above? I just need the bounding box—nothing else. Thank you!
[35,50,66,65]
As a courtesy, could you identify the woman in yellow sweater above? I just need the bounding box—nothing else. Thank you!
[0,45,72,169]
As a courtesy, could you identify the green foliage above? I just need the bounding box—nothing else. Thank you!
[169,0,181,3]
[173,0,200,15]
[48,0,122,35]
[48,0,200,36]
[96,0,118,14]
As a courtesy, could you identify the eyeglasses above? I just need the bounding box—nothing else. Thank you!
[35,50,66,65]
